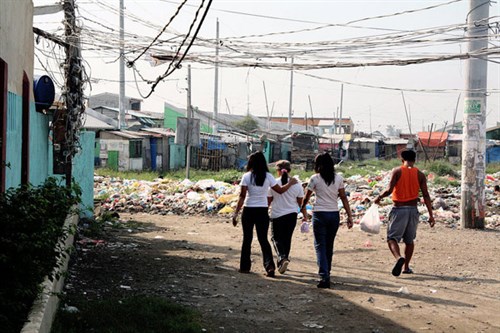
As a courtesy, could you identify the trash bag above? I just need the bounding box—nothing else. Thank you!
[359,204,381,234]
[300,221,311,233]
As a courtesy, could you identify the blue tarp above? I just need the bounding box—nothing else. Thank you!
[207,139,226,150]
[486,146,500,163]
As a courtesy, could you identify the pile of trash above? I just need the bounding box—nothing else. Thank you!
[94,170,500,229]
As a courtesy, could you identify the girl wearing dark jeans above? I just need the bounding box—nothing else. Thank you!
[301,153,353,288]
[232,152,297,277]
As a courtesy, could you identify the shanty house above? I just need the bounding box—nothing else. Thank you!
[417,132,449,161]
[98,130,145,171]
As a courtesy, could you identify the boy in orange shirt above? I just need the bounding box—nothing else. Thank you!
[374,150,435,276]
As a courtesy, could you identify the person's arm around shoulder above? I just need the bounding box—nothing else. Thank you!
[374,167,401,204]
[232,186,247,226]
[339,188,353,229]
[271,177,298,194]
[418,170,435,227]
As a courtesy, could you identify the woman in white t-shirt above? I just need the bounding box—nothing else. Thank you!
[301,152,353,288]
[268,160,304,274]
[232,152,297,277]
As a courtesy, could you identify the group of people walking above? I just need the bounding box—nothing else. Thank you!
[232,150,434,288]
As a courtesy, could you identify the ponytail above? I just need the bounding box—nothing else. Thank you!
[280,168,289,185]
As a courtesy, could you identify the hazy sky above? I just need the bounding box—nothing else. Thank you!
[33,0,500,134]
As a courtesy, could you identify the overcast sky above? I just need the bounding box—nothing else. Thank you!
[33,0,500,134]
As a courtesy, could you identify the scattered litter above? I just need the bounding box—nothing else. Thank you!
[302,322,324,329]
[397,286,410,295]
[63,305,79,313]
[120,285,132,290]
[429,289,437,294]
[93,171,500,229]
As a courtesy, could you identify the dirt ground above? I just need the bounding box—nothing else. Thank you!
[64,213,500,333]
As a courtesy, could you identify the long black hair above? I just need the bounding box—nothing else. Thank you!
[275,160,291,185]
[314,152,335,186]
[246,151,269,186]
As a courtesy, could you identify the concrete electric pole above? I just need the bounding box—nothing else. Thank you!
[213,19,219,134]
[288,57,294,131]
[119,0,126,129]
[461,0,490,229]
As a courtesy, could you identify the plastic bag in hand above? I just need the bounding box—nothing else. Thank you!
[300,221,311,233]
[359,204,381,234]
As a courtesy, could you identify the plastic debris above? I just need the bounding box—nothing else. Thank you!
[93,170,500,229]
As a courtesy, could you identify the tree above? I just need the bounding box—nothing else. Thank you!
[234,115,259,132]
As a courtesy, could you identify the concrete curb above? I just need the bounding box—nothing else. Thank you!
[21,213,79,333]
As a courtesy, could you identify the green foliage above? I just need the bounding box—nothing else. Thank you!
[432,176,460,187]
[233,115,259,132]
[96,167,243,183]
[486,162,500,174]
[336,159,401,178]
[51,296,205,333]
[425,160,459,177]
[95,168,160,182]
[0,178,81,332]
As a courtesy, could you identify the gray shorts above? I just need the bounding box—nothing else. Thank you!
[387,206,419,244]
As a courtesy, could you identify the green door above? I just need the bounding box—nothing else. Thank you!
[108,151,119,170]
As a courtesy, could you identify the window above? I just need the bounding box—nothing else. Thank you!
[129,140,142,158]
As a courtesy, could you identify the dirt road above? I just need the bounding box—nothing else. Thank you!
[66,213,500,332]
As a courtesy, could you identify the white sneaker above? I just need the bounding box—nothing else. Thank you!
[278,259,289,274]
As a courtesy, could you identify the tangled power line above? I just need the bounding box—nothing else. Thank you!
[33,0,500,98]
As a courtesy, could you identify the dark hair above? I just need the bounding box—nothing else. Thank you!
[246,151,269,186]
[314,152,335,186]
[275,160,291,185]
[401,150,416,162]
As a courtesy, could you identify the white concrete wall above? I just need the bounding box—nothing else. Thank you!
[0,0,34,96]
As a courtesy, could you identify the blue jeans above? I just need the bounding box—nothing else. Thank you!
[312,211,340,282]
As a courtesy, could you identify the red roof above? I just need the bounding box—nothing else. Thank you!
[417,132,448,147]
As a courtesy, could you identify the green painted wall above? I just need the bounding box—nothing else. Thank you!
[6,91,95,218]
[486,127,500,140]
[6,92,49,188]
[5,92,22,189]
[164,106,184,130]
[72,132,95,218]
[164,105,212,133]
[168,137,185,170]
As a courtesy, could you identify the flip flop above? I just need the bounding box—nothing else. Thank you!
[392,257,405,277]
[402,268,413,274]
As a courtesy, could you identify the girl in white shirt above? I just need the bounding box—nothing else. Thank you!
[301,152,353,288]
[232,152,297,277]
[268,160,304,274]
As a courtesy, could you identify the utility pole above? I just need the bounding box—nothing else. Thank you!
[186,65,192,179]
[63,0,83,187]
[401,91,413,135]
[451,93,461,132]
[287,57,294,131]
[119,0,126,129]
[461,0,489,229]
[213,18,219,134]
[263,81,270,130]
[308,95,315,134]
[339,84,344,134]
[369,107,372,135]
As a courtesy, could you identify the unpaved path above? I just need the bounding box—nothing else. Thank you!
[66,213,500,333]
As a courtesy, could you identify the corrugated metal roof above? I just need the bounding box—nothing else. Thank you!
[107,130,145,139]
[417,132,449,147]
[82,113,115,130]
